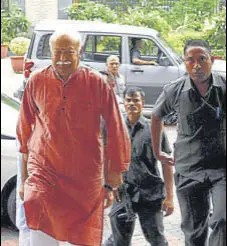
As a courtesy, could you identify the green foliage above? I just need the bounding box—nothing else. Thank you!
[120,7,171,35]
[166,6,226,59]
[167,0,217,31]
[9,37,30,56]
[66,1,117,23]
[204,7,226,59]
[165,30,207,55]
[65,1,226,60]
[1,5,31,44]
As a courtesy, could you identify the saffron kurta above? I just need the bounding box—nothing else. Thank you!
[16,65,131,246]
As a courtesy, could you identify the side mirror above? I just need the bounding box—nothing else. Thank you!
[159,57,171,66]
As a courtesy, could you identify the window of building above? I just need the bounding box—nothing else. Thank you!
[1,0,10,11]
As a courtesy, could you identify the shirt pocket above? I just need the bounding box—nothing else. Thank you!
[178,106,204,136]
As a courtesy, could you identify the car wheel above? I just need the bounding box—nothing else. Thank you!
[7,186,17,229]
[2,178,18,230]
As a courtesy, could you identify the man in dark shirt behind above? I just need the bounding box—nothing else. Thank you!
[105,87,174,246]
[151,39,226,246]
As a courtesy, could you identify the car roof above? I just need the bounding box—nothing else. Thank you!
[34,19,159,37]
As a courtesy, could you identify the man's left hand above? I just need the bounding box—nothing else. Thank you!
[158,152,175,166]
[162,198,174,217]
[150,61,158,66]
[106,171,123,188]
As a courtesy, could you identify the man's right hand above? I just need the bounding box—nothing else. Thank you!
[19,184,24,201]
[157,152,175,166]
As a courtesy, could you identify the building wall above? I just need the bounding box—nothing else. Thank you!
[25,0,58,26]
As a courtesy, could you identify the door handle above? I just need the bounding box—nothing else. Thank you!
[131,69,144,73]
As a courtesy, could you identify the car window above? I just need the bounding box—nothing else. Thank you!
[129,37,166,64]
[82,35,122,63]
[158,36,184,65]
[37,33,52,59]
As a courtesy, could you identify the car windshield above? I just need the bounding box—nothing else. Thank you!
[158,35,184,65]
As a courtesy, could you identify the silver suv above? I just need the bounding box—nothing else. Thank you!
[15,20,226,111]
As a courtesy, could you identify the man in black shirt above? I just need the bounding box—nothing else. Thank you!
[151,39,226,246]
[105,87,174,246]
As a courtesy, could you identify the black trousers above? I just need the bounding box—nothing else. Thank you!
[175,171,226,246]
[104,200,168,246]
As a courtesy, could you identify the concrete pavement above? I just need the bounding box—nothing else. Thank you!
[1,57,185,245]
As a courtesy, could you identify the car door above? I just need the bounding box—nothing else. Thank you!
[125,36,181,107]
[1,94,19,228]
[1,93,19,191]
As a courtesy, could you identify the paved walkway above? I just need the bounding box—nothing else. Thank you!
[1,57,185,245]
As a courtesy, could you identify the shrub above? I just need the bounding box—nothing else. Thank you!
[9,37,30,56]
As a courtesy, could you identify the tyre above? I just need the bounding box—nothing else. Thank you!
[7,186,17,229]
[2,177,18,230]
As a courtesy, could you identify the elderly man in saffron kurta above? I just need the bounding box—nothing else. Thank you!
[16,29,131,246]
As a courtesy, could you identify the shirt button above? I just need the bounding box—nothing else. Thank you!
[63,96,67,100]
[62,108,65,110]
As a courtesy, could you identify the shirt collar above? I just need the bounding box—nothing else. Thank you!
[107,71,120,78]
[125,115,146,129]
[182,73,223,92]
[51,63,82,82]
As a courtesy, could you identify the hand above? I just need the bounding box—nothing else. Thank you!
[150,61,158,66]
[157,152,175,166]
[106,171,123,188]
[162,198,174,217]
[104,189,114,209]
[19,184,24,201]
[113,188,121,203]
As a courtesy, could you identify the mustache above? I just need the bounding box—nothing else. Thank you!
[56,61,72,65]
[127,106,137,110]
[193,72,204,76]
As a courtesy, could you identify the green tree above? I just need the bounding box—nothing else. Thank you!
[204,7,226,58]
[65,0,226,60]
[167,0,216,31]
[65,1,117,23]
[1,5,31,44]
[120,7,171,36]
